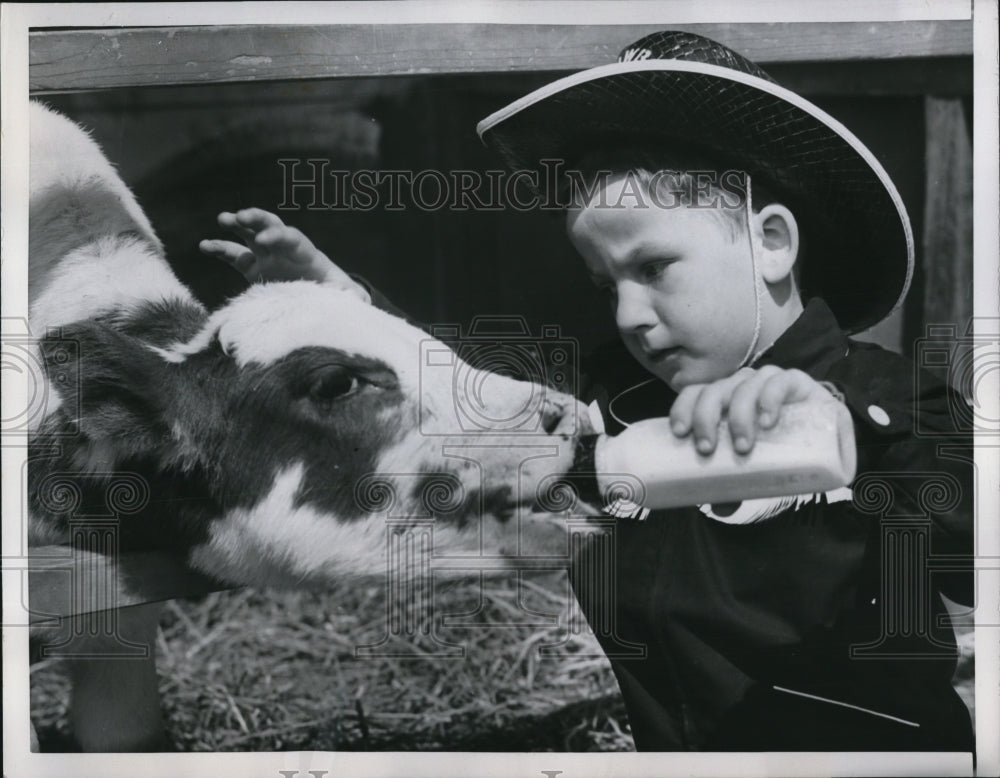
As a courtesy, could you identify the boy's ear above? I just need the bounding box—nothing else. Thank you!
[755,204,800,284]
[40,321,175,461]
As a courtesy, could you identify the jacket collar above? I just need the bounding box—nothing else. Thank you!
[754,298,850,378]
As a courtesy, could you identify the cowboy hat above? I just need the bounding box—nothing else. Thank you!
[477,30,913,333]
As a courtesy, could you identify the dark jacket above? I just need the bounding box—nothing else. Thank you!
[573,298,974,751]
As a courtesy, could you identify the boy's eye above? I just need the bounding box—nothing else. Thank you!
[640,260,673,282]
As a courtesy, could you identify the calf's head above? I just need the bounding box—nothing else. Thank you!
[31,281,595,586]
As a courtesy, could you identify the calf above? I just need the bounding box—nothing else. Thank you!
[27,101,595,750]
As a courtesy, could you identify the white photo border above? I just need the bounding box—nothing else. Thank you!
[2,2,996,777]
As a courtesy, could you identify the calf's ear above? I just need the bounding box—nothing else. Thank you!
[40,320,176,461]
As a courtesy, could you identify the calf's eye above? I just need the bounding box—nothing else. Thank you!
[308,369,361,405]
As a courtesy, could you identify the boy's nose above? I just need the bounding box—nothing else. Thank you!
[614,283,658,332]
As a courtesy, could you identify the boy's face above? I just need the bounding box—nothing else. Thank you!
[567,173,757,390]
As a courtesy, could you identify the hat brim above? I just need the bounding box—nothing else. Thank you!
[477,60,914,334]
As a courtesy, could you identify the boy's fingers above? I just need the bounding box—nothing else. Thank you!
[690,380,736,454]
[757,369,815,425]
[727,366,781,452]
[199,239,258,278]
[199,239,254,266]
[234,207,284,231]
[217,208,285,244]
[253,226,310,260]
[217,210,253,237]
[669,384,704,437]
[252,226,282,247]
[198,238,222,256]
[216,211,260,244]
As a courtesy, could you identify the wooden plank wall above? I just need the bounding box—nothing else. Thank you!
[29,22,973,93]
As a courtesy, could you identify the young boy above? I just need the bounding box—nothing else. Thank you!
[201,31,973,752]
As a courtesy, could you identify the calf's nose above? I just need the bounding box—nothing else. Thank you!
[540,393,594,436]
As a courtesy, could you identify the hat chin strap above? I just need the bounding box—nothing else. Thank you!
[738,173,764,369]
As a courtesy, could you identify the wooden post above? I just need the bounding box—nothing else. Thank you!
[923,96,974,332]
[922,96,974,397]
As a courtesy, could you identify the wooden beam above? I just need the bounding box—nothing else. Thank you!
[28,547,226,623]
[29,22,973,94]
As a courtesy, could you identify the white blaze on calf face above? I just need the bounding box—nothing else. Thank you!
[157,282,424,387]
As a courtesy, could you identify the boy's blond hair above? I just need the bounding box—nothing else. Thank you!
[564,145,781,242]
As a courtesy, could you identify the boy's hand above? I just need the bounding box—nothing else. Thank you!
[199,208,371,302]
[669,366,833,455]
